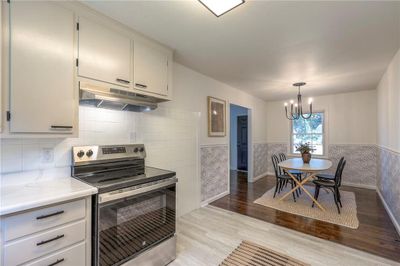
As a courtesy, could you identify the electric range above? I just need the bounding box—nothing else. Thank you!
[71,144,177,266]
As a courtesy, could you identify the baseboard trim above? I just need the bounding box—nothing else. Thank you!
[342,182,376,190]
[377,189,400,236]
[251,171,268,182]
[201,191,229,207]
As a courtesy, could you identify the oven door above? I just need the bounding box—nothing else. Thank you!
[96,177,177,266]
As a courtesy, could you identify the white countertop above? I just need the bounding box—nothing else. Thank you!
[0,167,98,216]
[279,158,333,171]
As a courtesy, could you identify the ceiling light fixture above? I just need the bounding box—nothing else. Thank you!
[284,82,313,120]
[199,0,245,17]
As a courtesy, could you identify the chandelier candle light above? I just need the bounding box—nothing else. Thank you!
[284,82,313,120]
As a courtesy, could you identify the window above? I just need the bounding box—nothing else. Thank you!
[291,112,325,155]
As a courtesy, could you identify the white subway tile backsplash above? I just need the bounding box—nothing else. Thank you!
[1,143,23,173]
[1,105,200,202]
[21,144,41,171]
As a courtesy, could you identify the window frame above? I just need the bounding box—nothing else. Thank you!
[290,110,326,157]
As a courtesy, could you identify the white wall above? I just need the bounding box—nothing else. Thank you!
[376,48,400,232]
[266,90,377,146]
[377,49,400,152]
[229,104,248,170]
[164,63,268,146]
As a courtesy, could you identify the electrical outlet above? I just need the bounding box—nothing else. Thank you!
[42,148,54,163]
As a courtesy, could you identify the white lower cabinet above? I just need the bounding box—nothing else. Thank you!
[3,199,86,242]
[24,242,86,266]
[1,198,91,266]
[4,220,85,265]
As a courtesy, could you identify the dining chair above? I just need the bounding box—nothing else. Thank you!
[312,160,346,214]
[316,157,345,181]
[271,154,297,202]
[279,153,303,194]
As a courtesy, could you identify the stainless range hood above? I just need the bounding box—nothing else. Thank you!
[79,83,158,112]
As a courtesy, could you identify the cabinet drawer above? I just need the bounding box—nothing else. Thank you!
[4,220,86,265]
[23,242,86,266]
[3,199,85,242]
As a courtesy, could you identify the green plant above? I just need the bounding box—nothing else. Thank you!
[295,143,315,154]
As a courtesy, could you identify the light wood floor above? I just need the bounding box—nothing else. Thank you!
[171,206,399,266]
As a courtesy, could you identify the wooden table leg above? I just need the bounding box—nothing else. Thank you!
[279,171,326,211]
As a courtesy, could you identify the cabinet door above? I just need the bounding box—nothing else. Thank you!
[78,17,131,87]
[9,2,75,133]
[134,41,169,96]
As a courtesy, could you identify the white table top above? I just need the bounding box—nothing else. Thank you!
[0,167,98,216]
[278,158,332,172]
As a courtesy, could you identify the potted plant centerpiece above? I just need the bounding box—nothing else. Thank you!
[296,143,315,164]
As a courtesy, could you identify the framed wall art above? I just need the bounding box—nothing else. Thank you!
[208,96,226,137]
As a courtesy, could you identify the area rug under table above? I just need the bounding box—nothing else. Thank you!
[254,185,359,229]
[220,240,309,266]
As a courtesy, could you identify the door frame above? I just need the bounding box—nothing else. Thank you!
[237,115,248,171]
[228,103,253,184]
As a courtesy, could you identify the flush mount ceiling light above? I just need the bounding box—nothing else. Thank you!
[199,0,245,17]
[284,82,313,120]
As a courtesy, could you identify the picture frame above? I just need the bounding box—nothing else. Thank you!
[208,96,226,137]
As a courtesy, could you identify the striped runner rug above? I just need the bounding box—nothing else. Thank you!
[220,240,310,266]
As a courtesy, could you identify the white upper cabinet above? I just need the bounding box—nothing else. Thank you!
[9,1,75,133]
[77,17,132,87]
[134,41,169,96]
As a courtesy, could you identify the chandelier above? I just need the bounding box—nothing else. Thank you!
[284,82,313,120]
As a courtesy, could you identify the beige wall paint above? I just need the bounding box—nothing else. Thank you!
[377,49,400,152]
[266,90,377,146]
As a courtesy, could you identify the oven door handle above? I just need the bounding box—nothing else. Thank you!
[99,177,177,204]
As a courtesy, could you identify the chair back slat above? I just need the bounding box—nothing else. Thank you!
[334,157,345,178]
[336,160,346,187]
[279,153,287,162]
[271,154,283,177]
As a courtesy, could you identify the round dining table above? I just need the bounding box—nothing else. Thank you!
[278,158,333,211]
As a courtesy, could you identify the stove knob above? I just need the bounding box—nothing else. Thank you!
[86,150,94,157]
[139,147,144,152]
[77,150,85,158]
[134,148,139,153]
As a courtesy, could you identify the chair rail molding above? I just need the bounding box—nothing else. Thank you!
[265,143,378,189]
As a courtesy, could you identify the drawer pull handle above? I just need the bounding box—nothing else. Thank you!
[116,78,130,84]
[36,234,65,246]
[50,125,73,130]
[48,258,65,266]
[36,210,64,220]
[135,83,147,88]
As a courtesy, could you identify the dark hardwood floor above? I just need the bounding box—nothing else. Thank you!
[210,171,400,262]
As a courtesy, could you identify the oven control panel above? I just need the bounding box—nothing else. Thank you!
[72,144,146,164]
